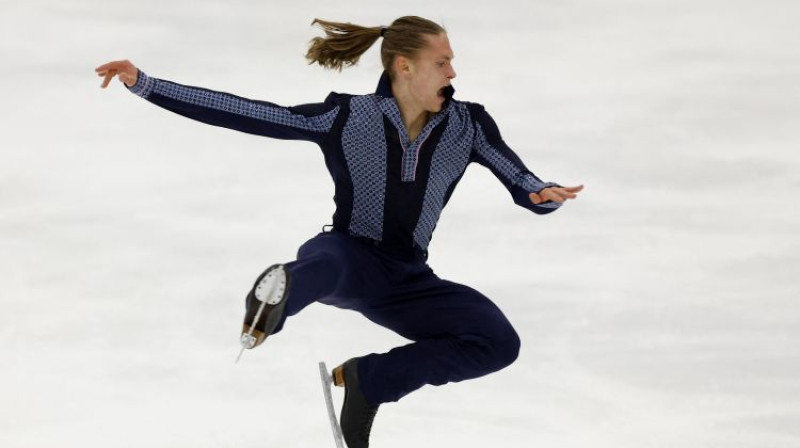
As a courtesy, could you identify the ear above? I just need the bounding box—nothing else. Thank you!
[393,55,413,78]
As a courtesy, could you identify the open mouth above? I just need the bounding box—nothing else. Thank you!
[437,87,446,99]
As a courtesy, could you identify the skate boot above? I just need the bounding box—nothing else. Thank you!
[333,358,380,448]
[239,264,290,352]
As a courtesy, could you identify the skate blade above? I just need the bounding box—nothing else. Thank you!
[319,362,345,448]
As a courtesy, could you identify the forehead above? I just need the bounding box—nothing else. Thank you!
[419,33,454,60]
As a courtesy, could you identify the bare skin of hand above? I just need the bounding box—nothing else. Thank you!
[95,60,139,88]
[529,185,584,205]
[93,59,582,208]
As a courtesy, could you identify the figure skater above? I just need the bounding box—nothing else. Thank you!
[95,16,583,448]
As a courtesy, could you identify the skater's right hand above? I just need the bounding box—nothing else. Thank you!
[95,60,139,88]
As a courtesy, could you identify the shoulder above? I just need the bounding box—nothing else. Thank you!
[448,99,505,143]
[323,91,355,106]
[324,91,386,110]
[444,100,494,137]
[448,99,488,123]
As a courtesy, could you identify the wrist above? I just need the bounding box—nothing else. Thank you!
[127,70,154,98]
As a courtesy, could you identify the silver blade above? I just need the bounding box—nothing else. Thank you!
[319,362,345,448]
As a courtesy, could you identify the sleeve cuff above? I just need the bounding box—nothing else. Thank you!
[518,174,562,210]
[519,172,561,194]
[127,70,155,98]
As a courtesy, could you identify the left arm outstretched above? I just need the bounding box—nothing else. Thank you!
[469,104,582,213]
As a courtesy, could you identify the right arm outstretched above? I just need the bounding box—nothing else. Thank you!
[95,60,340,143]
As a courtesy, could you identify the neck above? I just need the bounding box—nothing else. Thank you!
[391,82,430,141]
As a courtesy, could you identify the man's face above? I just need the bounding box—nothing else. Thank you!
[407,33,457,113]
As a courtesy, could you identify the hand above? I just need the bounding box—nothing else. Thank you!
[529,184,584,205]
[95,60,139,88]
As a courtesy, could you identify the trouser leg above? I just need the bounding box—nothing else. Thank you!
[354,273,521,406]
[255,231,387,336]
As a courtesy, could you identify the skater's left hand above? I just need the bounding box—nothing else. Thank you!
[530,184,584,205]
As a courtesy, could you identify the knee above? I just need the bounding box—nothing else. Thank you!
[465,319,520,374]
[491,324,521,370]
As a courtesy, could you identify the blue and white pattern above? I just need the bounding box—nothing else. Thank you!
[342,96,388,240]
[128,71,156,98]
[130,71,563,252]
[413,105,475,248]
[130,72,339,134]
[379,98,446,182]
[474,126,544,191]
[399,129,432,182]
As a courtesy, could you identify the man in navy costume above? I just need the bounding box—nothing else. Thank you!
[96,16,583,448]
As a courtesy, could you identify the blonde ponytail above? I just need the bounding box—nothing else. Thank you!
[305,19,383,71]
[305,16,446,78]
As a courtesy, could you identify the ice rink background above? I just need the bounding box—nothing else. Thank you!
[1,0,799,447]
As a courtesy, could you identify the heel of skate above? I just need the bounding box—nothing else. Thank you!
[240,324,267,349]
[332,364,345,387]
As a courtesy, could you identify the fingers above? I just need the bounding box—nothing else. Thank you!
[100,69,116,88]
[95,60,137,88]
[94,60,130,73]
[560,190,578,200]
[533,184,584,204]
[545,191,570,202]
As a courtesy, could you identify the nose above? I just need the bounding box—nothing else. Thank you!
[448,65,457,80]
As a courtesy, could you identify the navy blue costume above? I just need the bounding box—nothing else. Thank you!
[129,71,564,405]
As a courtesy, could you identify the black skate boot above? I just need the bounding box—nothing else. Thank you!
[239,264,290,352]
[333,359,380,448]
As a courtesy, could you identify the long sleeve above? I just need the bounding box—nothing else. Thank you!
[470,105,562,215]
[127,71,341,144]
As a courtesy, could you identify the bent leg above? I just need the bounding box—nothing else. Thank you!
[355,274,521,405]
[252,231,388,335]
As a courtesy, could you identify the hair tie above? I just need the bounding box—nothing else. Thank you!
[380,27,388,37]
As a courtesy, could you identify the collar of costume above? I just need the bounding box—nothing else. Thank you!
[374,71,456,105]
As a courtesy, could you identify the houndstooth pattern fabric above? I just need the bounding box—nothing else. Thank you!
[398,129,424,182]
[520,174,559,192]
[342,96,388,240]
[473,126,530,187]
[128,71,156,98]
[129,70,563,252]
[474,126,561,210]
[379,98,447,182]
[130,72,338,133]
[413,105,474,248]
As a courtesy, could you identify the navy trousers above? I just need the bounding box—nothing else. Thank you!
[265,230,521,407]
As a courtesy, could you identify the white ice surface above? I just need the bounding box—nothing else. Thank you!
[1,1,799,447]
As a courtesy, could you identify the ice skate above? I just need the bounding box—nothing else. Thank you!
[239,264,290,355]
[334,358,380,448]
